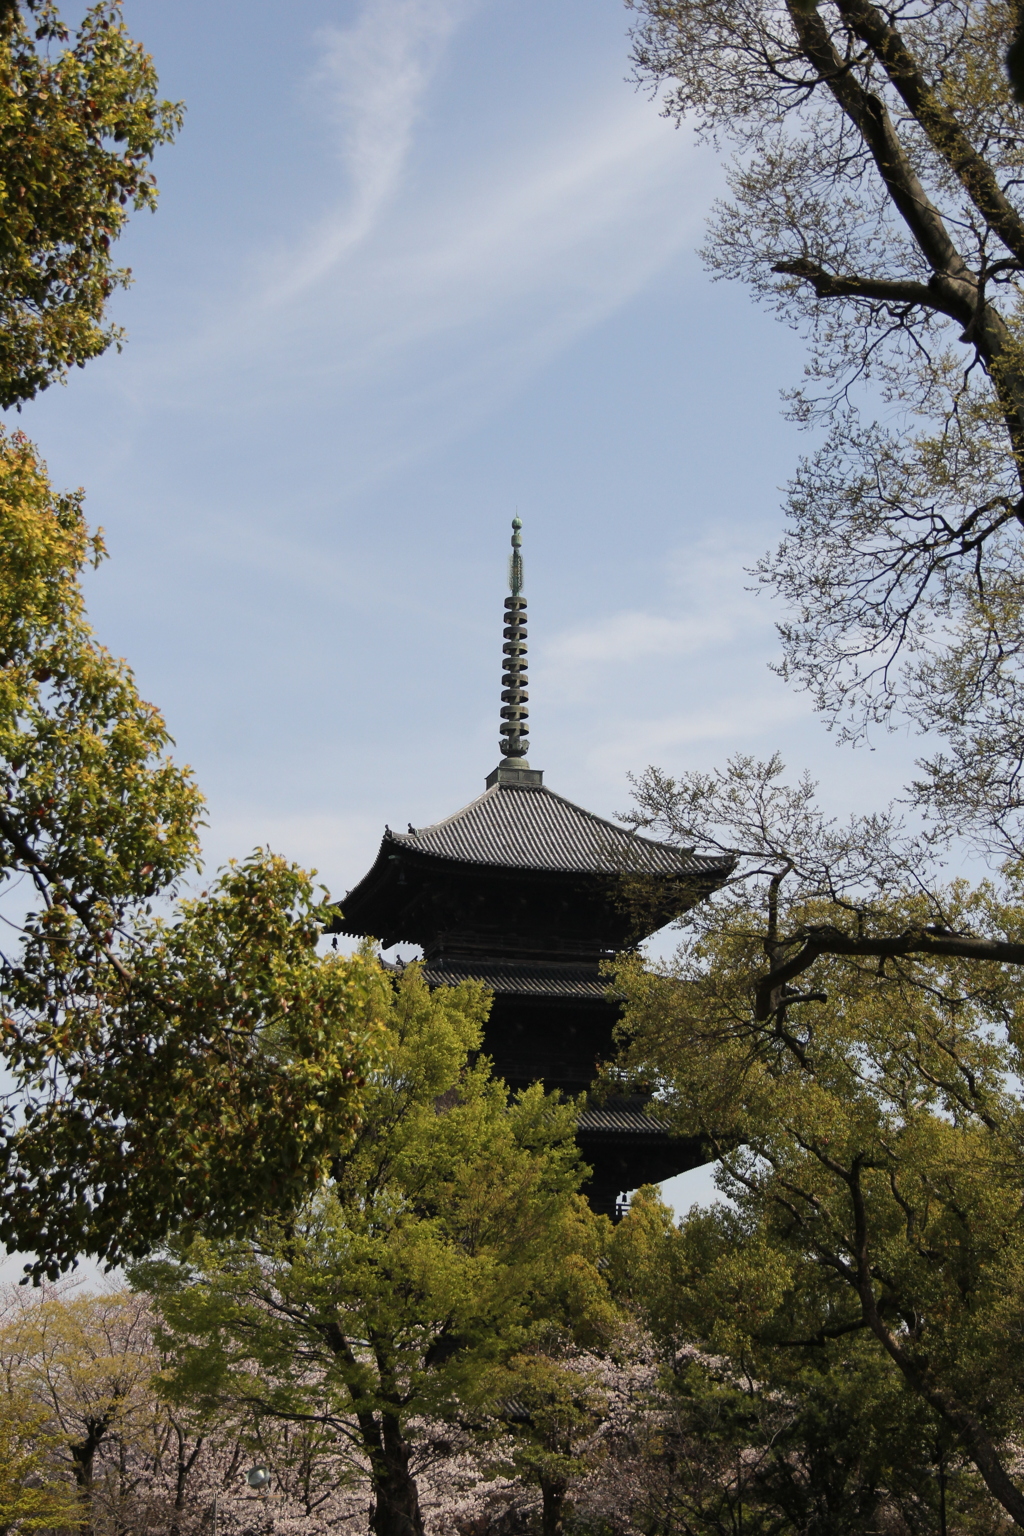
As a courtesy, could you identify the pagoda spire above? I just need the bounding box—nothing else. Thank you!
[499,516,529,762]
[486,518,542,788]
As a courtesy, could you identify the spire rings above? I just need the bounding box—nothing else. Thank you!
[499,519,530,760]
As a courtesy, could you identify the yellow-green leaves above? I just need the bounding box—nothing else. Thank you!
[609,880,1024,1525]
[607,1187,1010,1534]
[0,1398,83,1534]
[0,428,202,907]
[0,0,182,405]
[144,971,615,1536]
[0,433,382,1277]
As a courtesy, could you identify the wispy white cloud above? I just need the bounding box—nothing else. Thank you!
[590,692,811,772]
[546,610,737,669]
[138,5,713,463]
[274,0,478,300]
[532,541,816,802]
[540,542,773,699]
[332,99,702,369]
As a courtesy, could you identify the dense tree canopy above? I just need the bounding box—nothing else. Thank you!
[610,755,1024,1527]
[0,0,180,408]
[609,1189,1005,1536]
[0,429,384,1279]
[142,967,617,1536]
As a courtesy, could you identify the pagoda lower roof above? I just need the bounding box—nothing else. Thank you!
[384,781,728,877]
[577,1101,673,1135]
[418,958,610,1000]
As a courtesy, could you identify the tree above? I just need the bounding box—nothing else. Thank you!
[628,0,1024,852]
[617,5,1024,1493]
[607,759,1024,1526]
[476,1346,611,1536]
[0,1,382,1276]
[0,1285,157,1532]
[609,1188,1005,1536]
[0,1392,82,1536]
[0,1280,249,1536]
[0,0,181,407]
[140,966,618,1536]
[471,1335,666,1536]
[621,752,1024,1017]
[0,428,384,1278]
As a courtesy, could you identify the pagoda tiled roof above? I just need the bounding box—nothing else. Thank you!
[391,781,729,878]
[577,1102,673,1135]
[419,959,610,999]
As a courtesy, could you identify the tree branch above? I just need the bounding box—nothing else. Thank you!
[772,259,968,324]
[0,804,135,987]
[754,925,1024,1021]
[833,0,1024,265]
[786,0,975,292]
[773,1316,868,1347]
[784,0,1024,467]
[846,1165,1024,1526]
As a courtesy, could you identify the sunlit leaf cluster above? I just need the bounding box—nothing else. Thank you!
[0,430,384,1277]
[0,0,181,406]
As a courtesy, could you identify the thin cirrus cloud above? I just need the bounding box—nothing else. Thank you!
[592,694,811,774]
[545,610,739,670]
[156,0,711,456]
[540,544,774,686]
[338,104,704,363]
[274,0,480,301]
[532,543,816,795]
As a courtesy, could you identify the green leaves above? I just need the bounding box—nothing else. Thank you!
[609,872,1024,1524]
[3,859,389,1279]
[0,430,201,912]
[0,1397,84,1534]
[0,431,382,1277]
[142,971,616,1536]
[608,1189,999,1536]
[0,0,182,405]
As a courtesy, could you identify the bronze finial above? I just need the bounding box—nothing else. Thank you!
[509,514,524,596]
[499,517,529,762]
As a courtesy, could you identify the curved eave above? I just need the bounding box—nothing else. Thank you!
[328,833,734,947]
[390,781,734,878]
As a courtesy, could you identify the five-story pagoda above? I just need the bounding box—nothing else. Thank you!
[330,519,733,1216]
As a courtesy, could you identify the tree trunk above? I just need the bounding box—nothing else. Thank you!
[324,1325,425,1536]
[540,1476,568,1536]
[169,1423,204,1536]
[69,1416,110,1536]
[368,1414,424,1536]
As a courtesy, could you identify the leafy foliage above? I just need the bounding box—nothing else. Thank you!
[0,0,181,406]
[0,1394,83,1536]
[609,1190,1005,1536]
[0,1282,239,1536]
[0,429,384,1278]
[141,967,617,1536]
[476,1347,612,1536]
[608,757,1024,1526]
[0,1285,158,1518]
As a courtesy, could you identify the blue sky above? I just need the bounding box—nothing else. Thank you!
[13,0,929,1218]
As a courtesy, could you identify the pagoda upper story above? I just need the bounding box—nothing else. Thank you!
[334,515,732,964]
[333,774,731,963]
